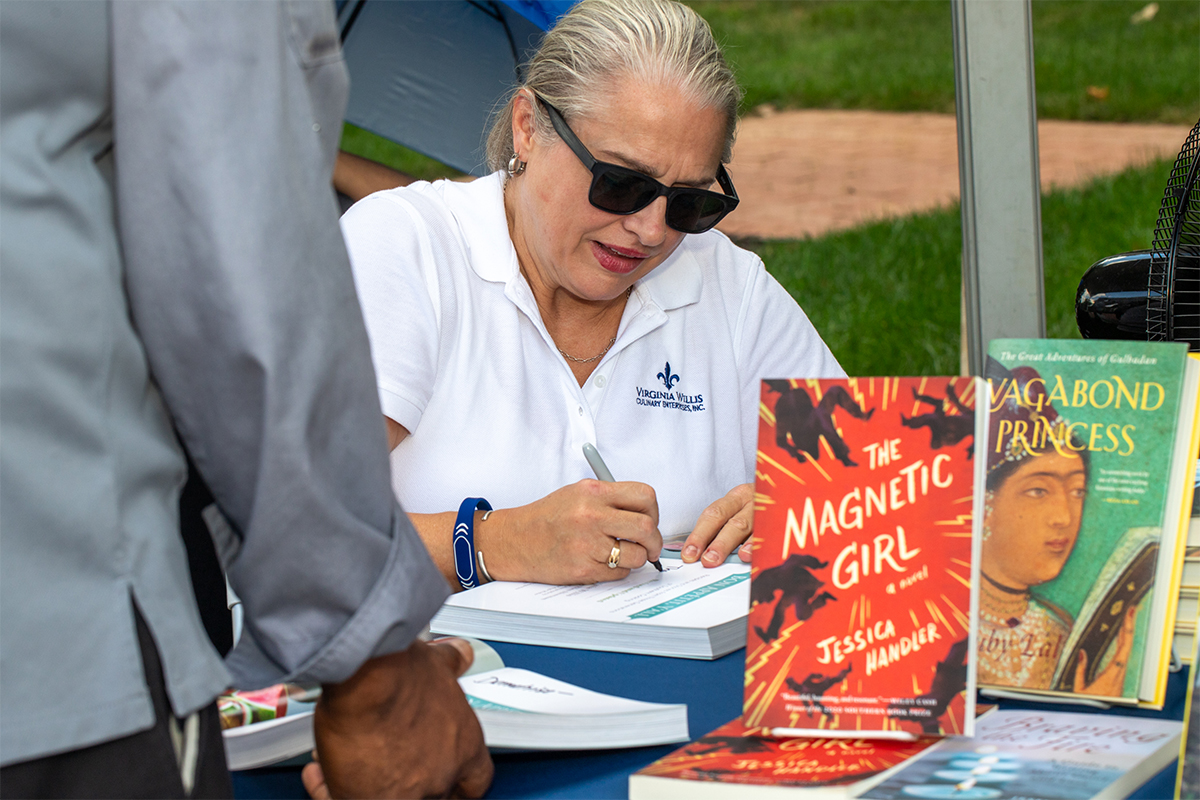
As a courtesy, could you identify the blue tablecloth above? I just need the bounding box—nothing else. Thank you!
[232,645,1188,799]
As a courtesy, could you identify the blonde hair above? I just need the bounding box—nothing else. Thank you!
[484,0,741,173]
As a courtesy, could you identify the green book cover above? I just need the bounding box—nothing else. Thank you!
[981,339,1193,704]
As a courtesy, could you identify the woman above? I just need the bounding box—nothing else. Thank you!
[979,363,1136,695]
[340,0,843,589]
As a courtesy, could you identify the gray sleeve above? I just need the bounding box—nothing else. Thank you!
[109,0,449,688]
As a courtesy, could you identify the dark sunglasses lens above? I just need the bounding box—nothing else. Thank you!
[590,169,659,214]
[666,192,730,233]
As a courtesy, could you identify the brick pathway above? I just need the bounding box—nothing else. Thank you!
[715,109,1192,240]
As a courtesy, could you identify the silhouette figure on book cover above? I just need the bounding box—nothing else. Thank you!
[901,385,975,457]
[750,554,836,642]
[887,638,969,735]
[785,664,853,720]
[767,381,874,467]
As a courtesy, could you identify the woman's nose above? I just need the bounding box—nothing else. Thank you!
[1047,487,1075,526]
[623,195,669,247]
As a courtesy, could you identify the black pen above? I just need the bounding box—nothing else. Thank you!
[581,443,663,572]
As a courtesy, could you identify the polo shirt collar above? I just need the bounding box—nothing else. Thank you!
[450,171,703,312]
[636,244,703,312]
[452,172,518,284]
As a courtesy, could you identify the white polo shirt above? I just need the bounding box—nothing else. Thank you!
[341,173,844,536]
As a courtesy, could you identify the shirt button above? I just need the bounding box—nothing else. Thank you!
[594,375,607,388]
[577,406,584,416]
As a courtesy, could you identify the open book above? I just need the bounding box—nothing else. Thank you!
[220,642,687,770]
[459,667,687,750]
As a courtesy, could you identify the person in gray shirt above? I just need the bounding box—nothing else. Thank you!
[0,2,491,797]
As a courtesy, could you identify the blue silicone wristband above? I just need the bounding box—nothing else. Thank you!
[453,497,492,590]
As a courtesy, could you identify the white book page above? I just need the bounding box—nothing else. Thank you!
[443,561,750,628]
[459,668,677,716]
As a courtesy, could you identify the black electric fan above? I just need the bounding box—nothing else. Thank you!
[1076,117,1200,349]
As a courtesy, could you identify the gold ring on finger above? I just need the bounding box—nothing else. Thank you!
[607,542,621,569]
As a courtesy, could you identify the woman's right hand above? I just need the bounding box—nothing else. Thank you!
[388,417,661,587]
[479,479,663,585]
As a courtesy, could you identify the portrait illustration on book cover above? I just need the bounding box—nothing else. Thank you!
[979,339,1198,704]
[746,377,983,739]
[978,358,1142,697]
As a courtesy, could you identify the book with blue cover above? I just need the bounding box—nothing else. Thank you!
[859,709,1180,800]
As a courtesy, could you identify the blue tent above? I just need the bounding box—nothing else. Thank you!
[336,1,574,176]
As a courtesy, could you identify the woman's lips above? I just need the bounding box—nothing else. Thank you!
[1044,538,1072,554]
[591,241,647,274]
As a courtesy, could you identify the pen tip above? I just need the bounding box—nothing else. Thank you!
[651,559,663,572]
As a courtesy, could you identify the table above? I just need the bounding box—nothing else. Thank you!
[231,645,1188,799]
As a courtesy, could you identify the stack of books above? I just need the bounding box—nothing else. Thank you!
[1177,624,1200,798]
[632,709,1181,800]
[429,560,751,659]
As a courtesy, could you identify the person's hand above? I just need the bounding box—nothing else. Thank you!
[1073,605,1137,697]
[301,638,492,799]
[482,479,662,584]
[680,483,755,567]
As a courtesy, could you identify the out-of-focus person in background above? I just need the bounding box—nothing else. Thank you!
[0,2,490,797]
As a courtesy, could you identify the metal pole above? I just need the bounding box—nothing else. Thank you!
[952,0,1046,375]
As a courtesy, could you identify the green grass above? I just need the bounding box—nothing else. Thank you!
[340,123,464,182]
[1033,1,1200,123]
[340,1,1197,177]
[690,0,958,115]
[689,0,1199,124]
[1041,160,1171,338]
[741,159,1171,376]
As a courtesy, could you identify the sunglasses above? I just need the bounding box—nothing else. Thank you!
[537,97,739,234]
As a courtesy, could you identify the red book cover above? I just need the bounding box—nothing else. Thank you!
[629,717,938,798]
[745,377,985,739]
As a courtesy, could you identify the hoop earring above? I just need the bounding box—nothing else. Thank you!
[507,153,526,177]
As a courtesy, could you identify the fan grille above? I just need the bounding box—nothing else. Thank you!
[1147,118,1200,350]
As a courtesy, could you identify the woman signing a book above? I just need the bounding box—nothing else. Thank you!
[979,361,1137,696]
[338,0,843,590]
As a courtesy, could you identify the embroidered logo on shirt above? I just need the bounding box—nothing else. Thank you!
[656,362,680,389]
[636,361,705,412]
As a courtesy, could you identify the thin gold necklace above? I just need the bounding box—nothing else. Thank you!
[556,287,632,364]
[559,337,616,364]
